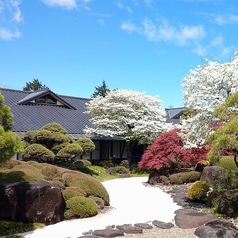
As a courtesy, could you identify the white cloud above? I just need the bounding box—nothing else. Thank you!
[177,25,205,45]
[210,35,223,46]
[191,34,235,59]
[41,0,77,9]
[98,19,104,26]
[144,0,152,6]
[0,27,21,40]
[192,44,207,56]
[121,18,205,45]
[213,14,238,25]
[10,0,23,22]
[121,21,138,33]
[0,0,23,41]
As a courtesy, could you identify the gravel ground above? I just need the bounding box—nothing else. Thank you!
[123,226,197,238]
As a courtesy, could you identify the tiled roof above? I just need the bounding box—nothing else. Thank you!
[165,107,184,124]
[0,88,184,137]
[0,88,92,135]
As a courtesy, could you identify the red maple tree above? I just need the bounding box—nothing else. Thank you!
[138,129,209,171]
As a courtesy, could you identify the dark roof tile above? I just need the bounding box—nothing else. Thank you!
[0,87,92,134]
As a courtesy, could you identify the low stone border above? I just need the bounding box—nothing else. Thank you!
[79,221,175,238]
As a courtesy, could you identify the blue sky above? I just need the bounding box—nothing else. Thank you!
[0,0,237,108]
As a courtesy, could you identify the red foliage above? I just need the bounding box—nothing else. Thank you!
[138,129,210,171]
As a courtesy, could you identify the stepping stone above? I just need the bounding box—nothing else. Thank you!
[116,224,143,234]
[78,235,99,238]
[152,220,174,229]
[92,228,124,238]
[175,209,218,229]
[134,223,153,229]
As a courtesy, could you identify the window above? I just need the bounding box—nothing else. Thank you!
[35,95,57,105]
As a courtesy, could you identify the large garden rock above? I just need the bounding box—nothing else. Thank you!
[200,166,223,186]
[0,181,66,225]
[194,219,238,238]
[218,189,238,218]
[148,171,169,185]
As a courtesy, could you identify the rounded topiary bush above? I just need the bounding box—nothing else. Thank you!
[41,165,60,180]
[114,165,130,175]
[188,181,210,201]
[89,195,105,209]
[22,144,55,163]
[62,187,86,201]
[64,196,98,219]
[63,172,110,205]
[169,171,201,184]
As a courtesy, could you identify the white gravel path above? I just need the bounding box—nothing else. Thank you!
[22,177,181,238]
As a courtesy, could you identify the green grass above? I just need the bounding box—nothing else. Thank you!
[88,165,149,182]
[88,165,119,181]
[0,220,45,237]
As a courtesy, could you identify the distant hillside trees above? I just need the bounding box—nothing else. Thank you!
[85,89,169,162]
[23,79,48,91]
[22,122,95,163]
[0,94,23,162]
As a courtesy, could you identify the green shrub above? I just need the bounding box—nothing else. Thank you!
[41,165,60,180]
[69,160,92,171]
[0,163,45,183]
[114,166,130,175]
[188,181,210,201]
[22,144,55,163]
[169,171,201,184]
[76,138,95,154]
[89,195,105,209]
[64,196,98,219]
[40,122,68,134]
[216,156,238,170]
[188,171,202,182]
[63,172,109,205]
[98,159,114,168]
[206,189,227,212]
[0,220,44,236]
[129,163,148,174]
[56,143,83,159]
[212,168,237,191]
[62,187,86,201]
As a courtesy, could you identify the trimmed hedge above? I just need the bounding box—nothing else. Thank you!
[169,171,201,185]
[64,172,110,205]
[64,196,98,219]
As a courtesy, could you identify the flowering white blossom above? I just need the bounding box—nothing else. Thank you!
[181,52,238,147]
[84,89,167,141]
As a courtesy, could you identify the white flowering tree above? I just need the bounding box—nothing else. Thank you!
[84,89,168,161]
[181,52,238,147]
